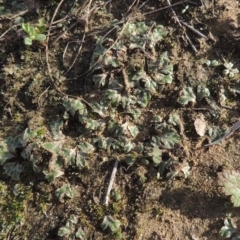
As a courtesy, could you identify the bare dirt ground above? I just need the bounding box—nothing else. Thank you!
[0,0,240,239]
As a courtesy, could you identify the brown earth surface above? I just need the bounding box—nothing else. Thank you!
[0,0,240,239]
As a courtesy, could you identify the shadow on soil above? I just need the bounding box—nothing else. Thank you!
[160,187,227,219]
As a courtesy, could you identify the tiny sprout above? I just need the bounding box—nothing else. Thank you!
[223,62,239,78]
[21,19,46,45]
[182,5,189,14]
[219,214,237,238]
[205,59,219,67]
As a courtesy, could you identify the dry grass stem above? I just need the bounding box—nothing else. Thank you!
[103,159,119,206]
[181,21,208,40]
[166,0,197,53]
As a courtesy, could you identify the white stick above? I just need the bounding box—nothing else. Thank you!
[104,159,118,206]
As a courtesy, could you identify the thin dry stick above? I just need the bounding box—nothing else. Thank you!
[63,40,83,62]
[37,86,50,109]
[91,16,134,74]
[142,0,188,16]
[45,0,93,109]
[126,0,140,14]
[104,159,118,206]
[74,1,144,79]
[181,21,208,40]
[177,118,190,158]
[142,22,157,59]
[0,27,12,40]
[65,0,113,74]
[64,39,86,75]
[50,20,79,47]
[0,9,28,20]
[138,0,150,9]
[166,0,197,53]
[204,121,240,147]
[121,68,131,94]
[45,0,68,96]
[10,9,28,19]
[64,0,94,74]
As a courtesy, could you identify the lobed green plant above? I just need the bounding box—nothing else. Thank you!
[178,86,196,105]
[218,170,240,238]
[90,21,173,120]
[223,62,239,79]
[218,170,240,207]
[101,215,122,238]
[0,117,94,182]
[58,214,85,240]
[0,128,43,180]
[220,214,240,239]
[205,59,239,78]
[55,183,74,202]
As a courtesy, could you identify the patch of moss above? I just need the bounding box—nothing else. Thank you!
[35,192,52,213]
[111,201,125,215]
[0,182,33,238]
[12,111,24,124]
[90,204,105,223]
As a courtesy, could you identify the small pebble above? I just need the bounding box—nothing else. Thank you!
[228,19,239,29]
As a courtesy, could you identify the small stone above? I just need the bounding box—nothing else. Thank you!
[194,115,207,137]
[228,19,239,29]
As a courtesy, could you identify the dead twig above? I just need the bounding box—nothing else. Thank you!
[49,0,84,44]
[181,21,208,40]
[45,0,93,109]
[166,0,197,53]
[50,20,80,47]
[45,0,68,96]
[176,116,190,158]
[10,9,29,19]
[138,0,150,9]
[126,0,140,14]
[0,27,12,40]
[204,121,240,147]
[37,86,50,109]
[14,101,27,113]
[142,0,188,16]
[121,68,131,95]
[103,159,118,206]
[65,0,113,74]
[0,9,28,20]
[62,40,84,63]
[64,0,94,74]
